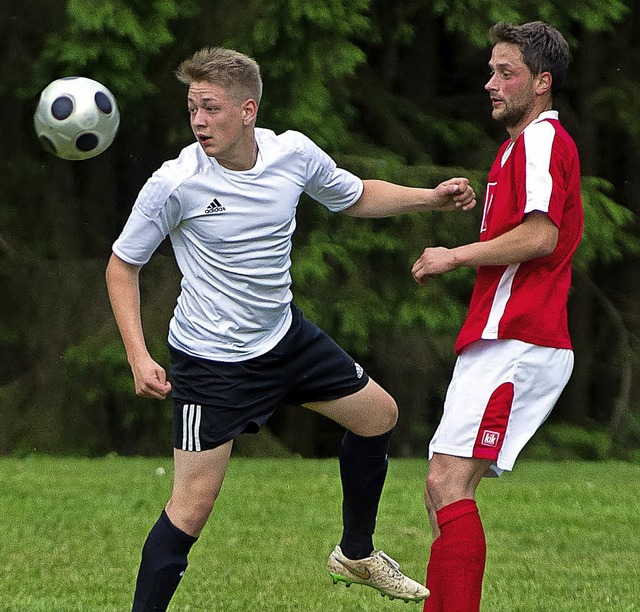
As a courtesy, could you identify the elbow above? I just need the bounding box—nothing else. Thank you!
[105,252,120,285]
[106,253,141,285]
[105,253,115,283]
[533,231,558,258]
[523,212,558,259]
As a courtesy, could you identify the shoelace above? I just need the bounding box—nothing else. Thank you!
[376,551,402,576]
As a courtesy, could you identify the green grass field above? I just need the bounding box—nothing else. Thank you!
[1,456,639,611]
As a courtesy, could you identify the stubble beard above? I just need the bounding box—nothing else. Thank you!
[493,102,528,129]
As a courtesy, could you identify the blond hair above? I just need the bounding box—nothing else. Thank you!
[176,47,262,105]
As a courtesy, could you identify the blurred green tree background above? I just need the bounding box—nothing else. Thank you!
[1,0,638,458]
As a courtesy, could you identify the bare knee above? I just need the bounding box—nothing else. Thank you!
[377,395,398,433]
[343,392,398,437]
[307,380,398,436]
[167,478,219,536]
[425,455,492,512]
[425,467,450,511]
[362,395,398,436]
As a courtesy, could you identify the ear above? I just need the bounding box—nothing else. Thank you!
[535,71,552,96]
[242,99,258,125]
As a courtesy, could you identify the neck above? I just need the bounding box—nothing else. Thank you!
[507,103,553,141]
[217,136,258,171]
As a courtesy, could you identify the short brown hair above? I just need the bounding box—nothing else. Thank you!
[490,21,570,92]
[176,47,263,105]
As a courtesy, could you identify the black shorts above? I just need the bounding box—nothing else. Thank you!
[169,304,369,451]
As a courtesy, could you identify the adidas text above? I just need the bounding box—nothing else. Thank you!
[205,198,226,214]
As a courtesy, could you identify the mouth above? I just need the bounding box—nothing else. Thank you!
[197,134,212,145]
[491,98,504,108]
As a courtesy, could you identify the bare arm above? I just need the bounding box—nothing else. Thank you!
[105,253,171,399]
[412,211,559,284]
[344,178,476,218]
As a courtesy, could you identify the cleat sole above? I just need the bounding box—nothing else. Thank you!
[329,571,427,603]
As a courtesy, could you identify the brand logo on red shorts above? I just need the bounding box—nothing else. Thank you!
[481,430,500,448]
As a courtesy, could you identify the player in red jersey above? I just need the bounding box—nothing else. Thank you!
[411,21,583,611]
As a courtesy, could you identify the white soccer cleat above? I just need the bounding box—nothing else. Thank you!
[327,545,430,602]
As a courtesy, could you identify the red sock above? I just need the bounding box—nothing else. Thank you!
[425,499,486,612]
[423,536,444,611]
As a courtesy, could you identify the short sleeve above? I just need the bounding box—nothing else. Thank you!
[290,132,363,211]
[112,174,183,265]
[524,120,566,228]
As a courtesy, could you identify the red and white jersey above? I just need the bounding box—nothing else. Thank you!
[455,111,583,354]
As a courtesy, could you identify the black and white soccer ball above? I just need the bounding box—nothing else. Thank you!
[33,76,120,161]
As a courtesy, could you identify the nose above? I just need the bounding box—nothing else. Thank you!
[191,107,207,126]
[485,73,498,91]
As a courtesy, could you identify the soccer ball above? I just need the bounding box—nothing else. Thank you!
[33,76,120,161]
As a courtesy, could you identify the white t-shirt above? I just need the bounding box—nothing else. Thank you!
[113,128,364,361]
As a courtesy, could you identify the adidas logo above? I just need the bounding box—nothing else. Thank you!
[354,363,364,379]
[204,198,226,214]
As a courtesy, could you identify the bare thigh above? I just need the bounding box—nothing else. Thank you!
[305,378,398,436]
[166,440,234,537]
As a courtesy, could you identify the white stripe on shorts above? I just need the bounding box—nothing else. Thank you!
[181,404,202,451]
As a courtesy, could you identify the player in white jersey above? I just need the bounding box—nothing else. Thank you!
[106,47,476,611]
[411,23,583,611]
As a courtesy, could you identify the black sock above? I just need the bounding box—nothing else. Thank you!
[131,510,198,612]
[338,428,393,560]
